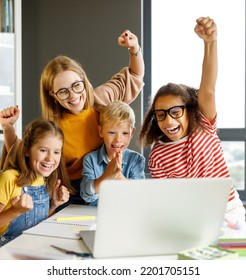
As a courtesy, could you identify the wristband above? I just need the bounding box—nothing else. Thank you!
[128,46,142,56]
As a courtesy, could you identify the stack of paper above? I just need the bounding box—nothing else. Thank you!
[217,238,246,256]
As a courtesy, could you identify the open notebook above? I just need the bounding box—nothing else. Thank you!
[23,205,96,239]
[80,177,231,258]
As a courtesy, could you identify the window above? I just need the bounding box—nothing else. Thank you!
[0,33,15,126]
[143,0,246,201]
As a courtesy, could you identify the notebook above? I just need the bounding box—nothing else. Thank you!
[80,177,231,258]
[24,205,96,239]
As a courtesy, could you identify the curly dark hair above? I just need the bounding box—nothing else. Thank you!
[139,83,204,146]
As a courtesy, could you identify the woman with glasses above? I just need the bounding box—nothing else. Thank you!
[0,29,144,206]
[139,17,245,229]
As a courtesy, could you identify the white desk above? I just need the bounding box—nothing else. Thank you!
[0,205,176,260]
[0,204,245,260]
[0,205,98,260]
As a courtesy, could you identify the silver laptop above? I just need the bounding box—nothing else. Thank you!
[80,177,231,258]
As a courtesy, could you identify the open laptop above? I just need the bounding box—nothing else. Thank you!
[80,177,231,258]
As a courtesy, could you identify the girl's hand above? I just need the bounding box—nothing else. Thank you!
[0,105,20,128]
[50,179,70,209]
[194,17,217,42]
[11,193,33,214]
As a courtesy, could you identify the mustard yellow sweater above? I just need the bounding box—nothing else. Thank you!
[0,67,144,181]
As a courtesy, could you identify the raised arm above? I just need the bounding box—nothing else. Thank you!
[93,30,144,111]
[118,30,145,79]
[194,17,217,121]
[0,106,20,152]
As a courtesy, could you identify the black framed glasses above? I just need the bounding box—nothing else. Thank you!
[153,105,186,122]
[53,80,84,101]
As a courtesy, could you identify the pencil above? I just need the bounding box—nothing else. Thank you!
[56,216,96,221]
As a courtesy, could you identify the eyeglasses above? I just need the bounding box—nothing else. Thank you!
[53,80,84,101]
[153,105,186,122]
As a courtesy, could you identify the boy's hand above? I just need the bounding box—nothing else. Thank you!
[114,151,122,168]
[194,17,217,42]
[103,152,122,179]
[104,158,121,179]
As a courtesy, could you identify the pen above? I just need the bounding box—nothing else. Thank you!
[51,245,92,258]
[56,216,96,221]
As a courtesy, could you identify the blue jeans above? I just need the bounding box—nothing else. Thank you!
[0,184,49,247]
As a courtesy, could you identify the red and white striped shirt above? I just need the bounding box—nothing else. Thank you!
[149,115,235,201]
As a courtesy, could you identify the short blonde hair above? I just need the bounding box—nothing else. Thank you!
[100,101,135,128]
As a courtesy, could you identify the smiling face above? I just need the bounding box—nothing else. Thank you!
[98,120,135,160]
[155,95,189,142]
[52,70,86,114]
[26,135,62,178]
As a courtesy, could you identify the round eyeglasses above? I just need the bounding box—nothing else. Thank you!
[153,105,186,122]
[53,80,84,101]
